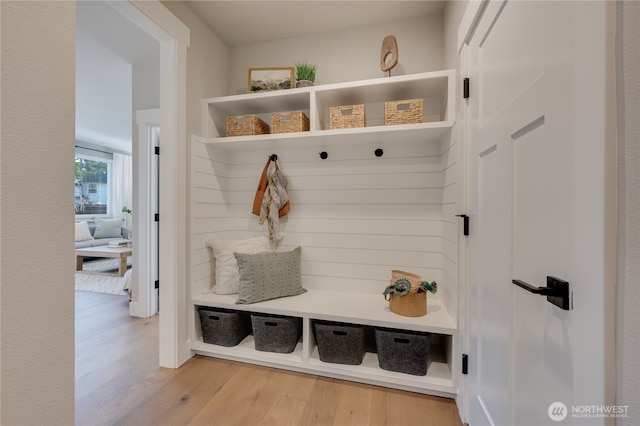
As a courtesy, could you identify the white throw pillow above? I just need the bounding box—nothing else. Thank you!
[75,221,93,242]
[205,236,272,294]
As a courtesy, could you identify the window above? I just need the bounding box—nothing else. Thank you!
[75,154,112,217]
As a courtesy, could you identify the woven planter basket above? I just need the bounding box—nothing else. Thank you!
[227,115,270,137]
[384,98,423,126]
[388,270,427,317]
[330,104,365,130]
[272,111,310,134]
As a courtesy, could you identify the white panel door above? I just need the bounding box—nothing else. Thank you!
[466,1,614,425]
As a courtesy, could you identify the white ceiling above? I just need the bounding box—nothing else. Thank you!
[184,1,446,48]
[76,1,445,153]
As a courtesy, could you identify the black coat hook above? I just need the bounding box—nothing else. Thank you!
[319,151,328,160]
[270,154,278,161]
[375,148,384,157]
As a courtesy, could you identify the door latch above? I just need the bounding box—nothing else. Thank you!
[512,276,570,310]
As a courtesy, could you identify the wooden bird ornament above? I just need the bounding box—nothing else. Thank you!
[380,35,398,74]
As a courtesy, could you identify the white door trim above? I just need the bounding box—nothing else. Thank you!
[130,108,160,318]
[108,0,191,368]
[457,0,488,54]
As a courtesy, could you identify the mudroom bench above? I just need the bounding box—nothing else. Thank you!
[191,69,459,398]
[191,289,458,397]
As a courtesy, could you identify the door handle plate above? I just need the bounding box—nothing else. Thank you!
[512,276,570,310]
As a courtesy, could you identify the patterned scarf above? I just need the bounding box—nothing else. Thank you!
[259,169,289,247]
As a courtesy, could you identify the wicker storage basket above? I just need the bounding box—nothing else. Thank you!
[226,115,270,137]
[388,270,427,317]
[384,98,423,126]
[330,104,365,130]
[272,111,310,134]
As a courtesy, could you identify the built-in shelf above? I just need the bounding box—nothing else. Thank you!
[203,70,456,152]
[192,69,458,398]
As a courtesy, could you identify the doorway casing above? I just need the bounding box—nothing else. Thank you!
[131,108,160,318]
[108,0,191,368]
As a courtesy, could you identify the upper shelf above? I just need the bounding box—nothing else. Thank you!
[203,70,456,150]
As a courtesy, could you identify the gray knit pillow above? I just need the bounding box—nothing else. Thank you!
[234,247,306,304]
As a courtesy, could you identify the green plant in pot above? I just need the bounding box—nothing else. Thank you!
[295,62,317,88]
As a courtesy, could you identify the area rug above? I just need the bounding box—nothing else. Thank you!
[75,258,132,296]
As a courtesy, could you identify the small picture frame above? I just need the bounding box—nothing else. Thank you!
[248,67,294,93]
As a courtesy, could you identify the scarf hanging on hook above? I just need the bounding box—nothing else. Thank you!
[252,156,290,247]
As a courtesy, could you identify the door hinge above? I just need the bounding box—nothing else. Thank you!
[463,78,470,99]
[462,354,469,375]
[154,280,159,289]
[154,213,159,222]
[456,214,469,236]
[154,146,160,155]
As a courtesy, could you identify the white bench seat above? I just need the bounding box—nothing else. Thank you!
[192,288,455,334]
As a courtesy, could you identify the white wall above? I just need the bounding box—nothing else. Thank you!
[162,0,230,137]
[0,1,75,424]
[76,27,133,150]
[444,0,468,70]
[133,57,161,118]
[617,0,640,421]
[192,138,453,292]
[229,13,444,94]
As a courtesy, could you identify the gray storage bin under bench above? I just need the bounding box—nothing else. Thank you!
[313,320,366,365]
[375,327,431,376]
[198,306,251,347]
[251,313,302,354]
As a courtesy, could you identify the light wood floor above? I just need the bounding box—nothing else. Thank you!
[76,291,463,426]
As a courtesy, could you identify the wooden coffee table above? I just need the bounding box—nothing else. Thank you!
[75,246,132,277]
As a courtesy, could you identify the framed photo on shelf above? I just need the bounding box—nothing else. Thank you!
[248,67,294,93]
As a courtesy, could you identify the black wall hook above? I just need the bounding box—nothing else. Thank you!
[375,148,384,157]
[270,154,278,161]
[319,151,328,160]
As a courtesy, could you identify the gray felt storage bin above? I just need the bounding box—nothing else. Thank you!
[375,327,431,376]
[251,313,302,354]
[198,307,250,347]
[314,321,365,365]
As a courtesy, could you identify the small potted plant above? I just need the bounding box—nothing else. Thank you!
[383,270,437,317]
[295,62,317,88]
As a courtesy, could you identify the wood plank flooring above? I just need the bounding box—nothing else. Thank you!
[75,291,463,426]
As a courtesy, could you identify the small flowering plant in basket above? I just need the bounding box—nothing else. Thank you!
[383,270,437,317]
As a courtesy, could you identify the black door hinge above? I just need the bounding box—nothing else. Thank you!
[154,213,159,222]
[154,280,159,289]
[154,146,160,155]
[463,78,470,99]
[456,214,469,236]
[462,354,469,375]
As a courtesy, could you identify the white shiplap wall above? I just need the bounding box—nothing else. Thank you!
[440,125,459,320]
[191,131,458,317]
